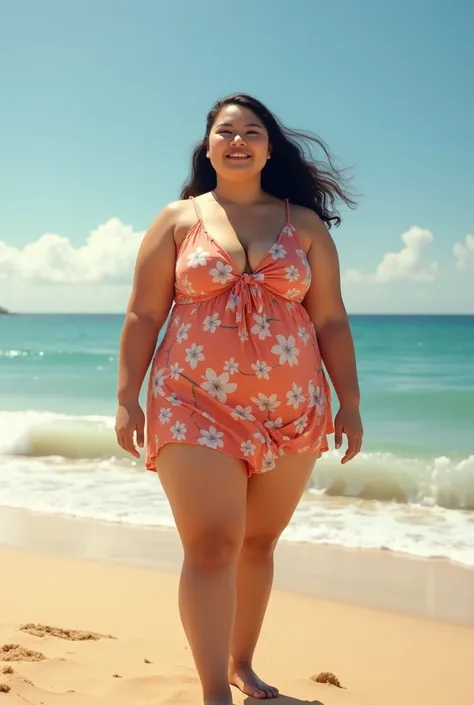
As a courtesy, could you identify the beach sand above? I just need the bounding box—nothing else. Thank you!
[0,509,473,705]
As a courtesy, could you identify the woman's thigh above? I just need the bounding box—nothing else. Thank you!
[244,453,316,547]
[156,444,248,564]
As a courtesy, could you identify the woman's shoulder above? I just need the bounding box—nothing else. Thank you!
[152,199,200,245]
[288,203,329,251]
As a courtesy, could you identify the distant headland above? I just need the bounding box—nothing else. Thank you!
[0,306,10,315]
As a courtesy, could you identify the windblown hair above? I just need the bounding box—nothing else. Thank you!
[180,94,356,228]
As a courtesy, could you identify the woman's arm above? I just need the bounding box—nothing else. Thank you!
[115,202,178,456]
[301,210,363,462]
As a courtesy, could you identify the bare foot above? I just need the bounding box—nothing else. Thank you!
[229,662,279,699]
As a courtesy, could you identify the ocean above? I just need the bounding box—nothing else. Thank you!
[1,313,473,565]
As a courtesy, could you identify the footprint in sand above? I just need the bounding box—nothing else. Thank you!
[1,644,46,662]
[311,672,344,688]
[19,623,115,641]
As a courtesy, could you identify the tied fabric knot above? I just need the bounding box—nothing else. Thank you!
[234,273,264,340]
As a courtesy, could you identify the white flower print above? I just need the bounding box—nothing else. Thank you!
[241,440,256,457]
[286,383,305,409]
[226,293,240,311]
[297,445,311,454]
[285,265,299,282]
[239,330,249,343]
[251,393,281,412]
[261,450,276,471]
[172,315,181,328]
[271,335,299,367]
[188,246,209,268]
[224,357,239,375]
[185,343,205,370]
[171,420,187,440]
[251,313,271,340]
[270,243,287,260]
[251,360,271,380]
[295,414,308,435]
[181,277,196,294]
[251,286,264,311]
[231,405,256,422]
[296,248,306,261]
[281,224,294,237]
[308,380,325,415]
[210,260,233,284]
[169,362,183,380]
[264,417,283,430]
[177,322,191,344]
[159,408,172,424]
[198,425,224,450]
[286,288,300,298]
[152,368,167,397]
[254,430,266,444]
[203,313,221,333]
[298,326,309,344]
[303,266,311,286]
[166,393,181,406]
[201,368,237,403]
[202,411,216,423]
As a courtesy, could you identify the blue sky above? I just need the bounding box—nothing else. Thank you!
[1,0,473,313]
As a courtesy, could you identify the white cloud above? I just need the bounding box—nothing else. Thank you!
[0,218,144,284]
[453,234,474,270]
[345,226,438,284]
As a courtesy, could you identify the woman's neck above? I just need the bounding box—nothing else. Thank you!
[213,178,264,206]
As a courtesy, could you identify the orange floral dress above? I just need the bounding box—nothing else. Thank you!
[146,198,333,475]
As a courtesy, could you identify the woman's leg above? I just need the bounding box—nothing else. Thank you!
[229,453,317,699]
[157,444,248,705]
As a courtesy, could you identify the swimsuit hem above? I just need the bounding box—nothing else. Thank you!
[145,437,330,477]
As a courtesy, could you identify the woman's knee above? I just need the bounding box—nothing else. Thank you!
[183,528,243,571]
[241,531,282,561]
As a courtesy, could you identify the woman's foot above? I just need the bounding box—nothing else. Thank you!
[229,661,279,699]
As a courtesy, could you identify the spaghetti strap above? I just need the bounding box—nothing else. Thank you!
[284,198,290,224]
[189,196,203,222]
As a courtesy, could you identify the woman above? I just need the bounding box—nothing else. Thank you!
[115,94,363,705]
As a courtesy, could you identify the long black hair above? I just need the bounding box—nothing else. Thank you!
[180,94,356,228]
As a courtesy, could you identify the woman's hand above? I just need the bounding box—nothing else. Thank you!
[334,405,363,464]
[115,401,145,459]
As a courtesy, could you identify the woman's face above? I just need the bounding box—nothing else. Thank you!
[207,104,270,181]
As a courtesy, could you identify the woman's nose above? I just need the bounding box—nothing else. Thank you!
[230,133,245,145]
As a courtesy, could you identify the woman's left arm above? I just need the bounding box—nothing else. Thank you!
[301,210,363,463]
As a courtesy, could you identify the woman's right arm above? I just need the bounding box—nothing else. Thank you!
[115,203,178,457]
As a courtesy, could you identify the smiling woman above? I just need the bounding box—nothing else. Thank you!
[181,94,356,227]
[115,93,362,705]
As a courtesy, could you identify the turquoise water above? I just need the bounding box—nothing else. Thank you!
[1,313,474,564]
[2,313,473,455]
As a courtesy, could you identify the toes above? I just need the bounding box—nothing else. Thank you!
[259,686,278,699]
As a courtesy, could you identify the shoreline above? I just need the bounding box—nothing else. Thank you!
[1,506,473,704]
[1,506,473,627]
